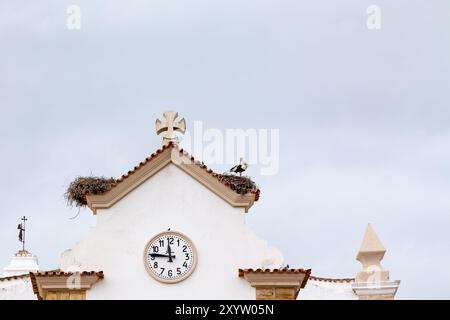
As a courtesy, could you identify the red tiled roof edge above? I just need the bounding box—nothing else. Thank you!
[238,268,311,289]
[31,271,104,278]
[238,268,312,276]
[85,142,260,200]
[0,274,30,282]
[309,275,355,283]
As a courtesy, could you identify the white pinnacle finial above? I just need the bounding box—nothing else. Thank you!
[355,223,389,282]
[155,111,186,145]
[357,223,385,260]
[352,224,401,300]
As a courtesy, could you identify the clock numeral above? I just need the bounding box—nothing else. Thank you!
[159,239,164,247]
[183,262,188,268]
[152,246,159,253]
[177,239,180,246]
[182,245,187,253]
[168,237,174,245]
[168,270,173,277]
[185,253,190,260]
[160,267,165,275]
[177,268,181,275]
[154,262,158,269]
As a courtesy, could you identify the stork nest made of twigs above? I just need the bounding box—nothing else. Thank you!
[65,176,116,207]
[217,173,257,195]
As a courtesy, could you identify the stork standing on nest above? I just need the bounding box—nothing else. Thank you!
[229,158,248,176]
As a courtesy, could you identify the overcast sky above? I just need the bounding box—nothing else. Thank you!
[1,0,449,299]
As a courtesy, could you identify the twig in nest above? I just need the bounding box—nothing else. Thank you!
[217,173,257,195]
[65,176,116,208]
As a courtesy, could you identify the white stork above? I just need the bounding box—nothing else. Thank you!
[229,158,248,176]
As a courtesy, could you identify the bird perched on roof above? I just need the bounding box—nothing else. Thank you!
[229,158,248,176]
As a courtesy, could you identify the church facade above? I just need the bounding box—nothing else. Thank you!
[0,112,400,300]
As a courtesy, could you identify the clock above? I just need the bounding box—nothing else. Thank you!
[143,230,197,284]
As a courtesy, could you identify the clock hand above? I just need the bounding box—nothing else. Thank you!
[149,253,176,258]
[167,243,174,263]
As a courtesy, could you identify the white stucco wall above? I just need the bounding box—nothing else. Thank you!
[0,277,37,300]
[300,280,358,300]
[60,163,283,299]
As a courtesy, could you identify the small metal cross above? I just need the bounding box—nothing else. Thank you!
[19,216,27,251]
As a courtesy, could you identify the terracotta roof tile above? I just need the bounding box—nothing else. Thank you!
[0,274,30,282]
[238,268,312,277]
[239,268,311,289]
[31,271,104,278]
[309,275,354,283]
[238,270,353,284]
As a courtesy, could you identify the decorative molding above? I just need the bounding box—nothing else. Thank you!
[86,146,257,213]
[30,271,104,300]
[239,269,311,300]
[86,149,172,213]
[351,281,401,300]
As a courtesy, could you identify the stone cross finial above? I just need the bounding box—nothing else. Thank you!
[155,111,186,145]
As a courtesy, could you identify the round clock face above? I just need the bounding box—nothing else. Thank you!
[143,231,197,284]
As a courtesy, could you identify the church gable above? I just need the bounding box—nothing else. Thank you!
[86,142,259,214]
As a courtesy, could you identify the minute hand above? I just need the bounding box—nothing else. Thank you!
[149,253,177,258]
